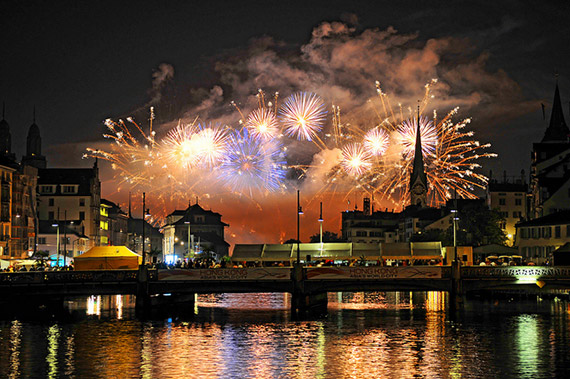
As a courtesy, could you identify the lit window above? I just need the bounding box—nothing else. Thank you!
[100,221,108,230]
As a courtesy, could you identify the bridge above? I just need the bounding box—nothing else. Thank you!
[1,265,570,313]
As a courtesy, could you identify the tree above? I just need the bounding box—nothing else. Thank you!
[456,204,507,246]
[283,238,300,244]
[309,231,343,243]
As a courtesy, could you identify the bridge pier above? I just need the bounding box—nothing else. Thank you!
[450,260,464,310]
[136,266,151,312]
[291,264,328,317]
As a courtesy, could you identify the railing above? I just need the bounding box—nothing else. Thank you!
[0,270,155,284]
[461,266,570,279]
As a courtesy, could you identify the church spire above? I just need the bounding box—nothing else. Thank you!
[541,81,569,142]
[410,104,428,207]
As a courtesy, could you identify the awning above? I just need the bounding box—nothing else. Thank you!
[263,244,293,261]
[381,243,412,259]
[232,244,263,261]
[411,242,443,259]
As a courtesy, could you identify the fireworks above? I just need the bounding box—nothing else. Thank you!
[87,82,495,215]
[245,108,280,140]
[363,127,389,156]
[397,116,437,158]
[219,129,286,195]
[278,92,327,142]
[341,143,372,177]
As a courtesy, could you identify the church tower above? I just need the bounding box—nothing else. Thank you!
[530,80,570,218]
[22,108,47,169]
[409,107,428,207]
[0,103,16,161]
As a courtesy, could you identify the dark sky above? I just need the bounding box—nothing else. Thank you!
[2,0,569,182]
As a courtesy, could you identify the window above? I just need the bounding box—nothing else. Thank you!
[38,237,46,244]
[555,226,561,238]
[48,211,54,220]
[499,198,506,205]
[79,198,85,207]
[79,211,85,221]
[356,231,367,237]
[61,185,77,194]
[100,221,108,230]
[566,225,570,237]
[39,185,54,194]
[515,199,522,206]
[100,207,109,217]
[48,198,54,206]
[194,215,205,223]
[521,228,528,239]
[101,236,108,245]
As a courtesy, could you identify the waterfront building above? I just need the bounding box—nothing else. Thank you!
[0,110,40,259]
[36,220,89,263]
[515,210,570,263]
[0,158,16,259]
[162,201,229,261]
[530,82,570,218]
[127,216,162,258]
[486,174,528,246]
[37,162,102,251]
[101,199,129,247]
[341,203,400,243]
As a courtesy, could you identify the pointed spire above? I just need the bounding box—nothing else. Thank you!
[410,103,428,207]
[541,81,569,142]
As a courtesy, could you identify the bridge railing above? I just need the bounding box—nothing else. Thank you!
[461,266,570,279]
[0,270,151,284]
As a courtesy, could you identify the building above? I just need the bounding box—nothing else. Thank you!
[127,217,162,259]
[0,159,16,259]
[100,199,129,247]
[515,210,570,264]
[341,203,400,243]
[0,109,40,260]
[37,162,101,251]
[36,220,89,264]
[162,202,229,262]
[10,164,38,258]
[486,174,528,246]
[530,82,570,218]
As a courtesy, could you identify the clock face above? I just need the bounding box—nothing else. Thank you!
[413,184,425,195]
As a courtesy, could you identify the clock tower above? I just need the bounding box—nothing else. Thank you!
[410,107,428,207]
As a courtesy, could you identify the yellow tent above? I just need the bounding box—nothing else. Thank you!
[73,246,142,270]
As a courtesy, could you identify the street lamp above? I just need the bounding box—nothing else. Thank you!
[296,190,303,265]
[141,193,150,266]
[318,202,323,247]
[52,222,60,267]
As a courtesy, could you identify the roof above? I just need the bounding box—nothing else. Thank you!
[488,181,527,192]
[542,83,569,142]
[74,246,140,259]
[516,210,570,227]
[38,168,98,196]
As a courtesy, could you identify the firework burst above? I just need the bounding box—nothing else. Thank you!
[278,92,327,142]
[219,129,286,195]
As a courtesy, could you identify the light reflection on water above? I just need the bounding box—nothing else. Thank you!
[0,292,568,378]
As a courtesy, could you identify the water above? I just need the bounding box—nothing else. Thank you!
[0,292,569,378]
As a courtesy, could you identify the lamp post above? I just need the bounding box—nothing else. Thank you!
[52,222,60,267]
[184,220,191,259]
[296,190,303,265]
[142,192,146,266]
[318,202,323,245]
[63,210,67,267]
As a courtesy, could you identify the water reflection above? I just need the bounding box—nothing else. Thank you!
[0,292,568,378]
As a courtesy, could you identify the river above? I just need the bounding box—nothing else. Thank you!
[0,292,569,378]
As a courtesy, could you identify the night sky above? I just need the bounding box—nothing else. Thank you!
[2,0,570,241]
